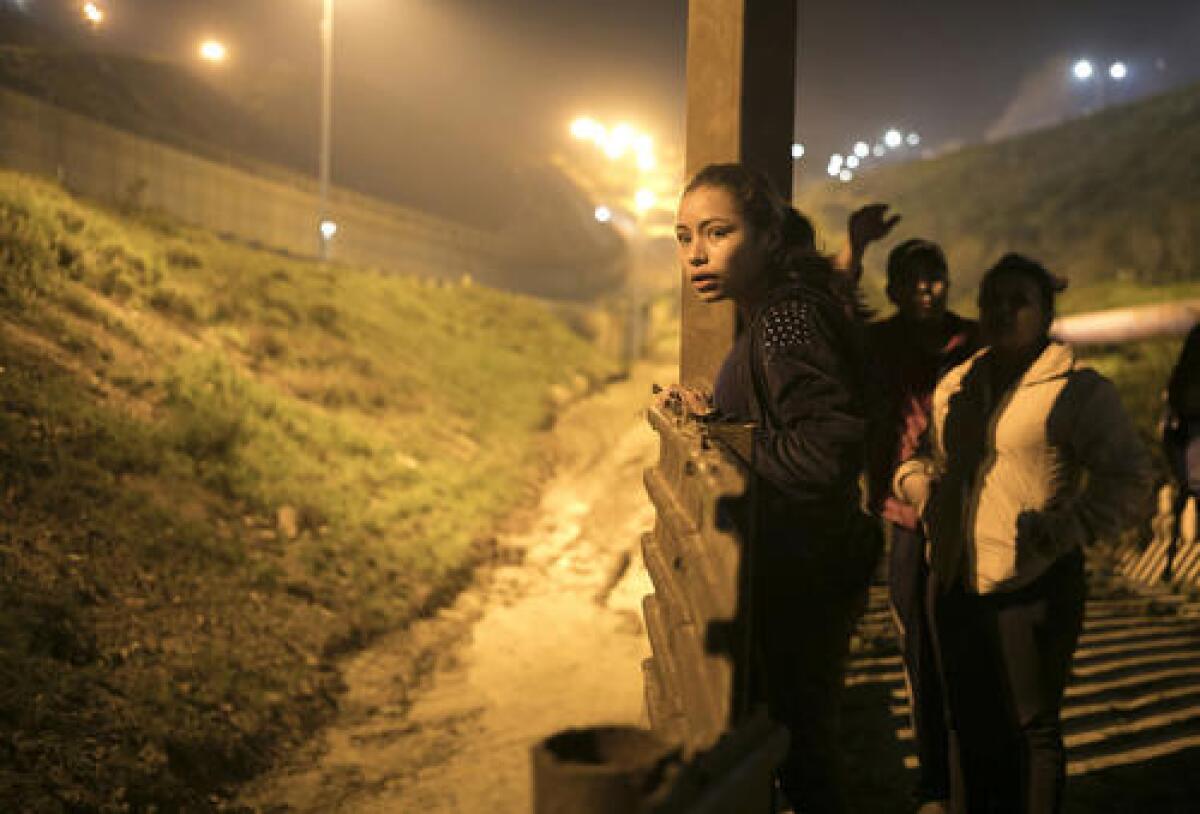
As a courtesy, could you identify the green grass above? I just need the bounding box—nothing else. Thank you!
[0,168,616,808]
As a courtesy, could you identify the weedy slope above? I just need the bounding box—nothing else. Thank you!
[0,169,616,809]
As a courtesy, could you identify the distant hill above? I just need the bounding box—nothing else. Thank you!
[796,82,1200,309]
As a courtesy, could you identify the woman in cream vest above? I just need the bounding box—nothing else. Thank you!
[893,254,1152,814]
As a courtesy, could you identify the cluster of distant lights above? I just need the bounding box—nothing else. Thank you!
[570,117,658,172]
[570,117,663,222]
[790,128,921,184]
[1072,58,1128,81]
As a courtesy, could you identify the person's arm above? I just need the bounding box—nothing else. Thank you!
[834,203,901,285]
[1168,325,1200,418]
[1026,375,1154,556]
[750,297,867,500]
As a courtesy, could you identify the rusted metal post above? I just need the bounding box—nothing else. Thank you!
[679,0,797,388]
[645,0,797,738]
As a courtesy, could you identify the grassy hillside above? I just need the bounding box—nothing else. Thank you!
[798,81,1200,307]
[0,169,616,808]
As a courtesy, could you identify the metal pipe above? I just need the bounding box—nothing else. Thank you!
[318,0,334,260]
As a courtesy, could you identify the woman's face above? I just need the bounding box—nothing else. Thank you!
[674,185,767,303]
[981,272,1049,355]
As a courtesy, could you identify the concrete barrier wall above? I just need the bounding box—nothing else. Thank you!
[0,87,506,282]
[641,408,752,753]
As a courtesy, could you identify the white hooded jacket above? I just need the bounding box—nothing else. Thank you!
[894,342,1152,594]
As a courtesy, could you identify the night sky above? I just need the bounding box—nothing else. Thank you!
[12,0,1200,202]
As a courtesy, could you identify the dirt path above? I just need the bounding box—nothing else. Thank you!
[240,362,671,813]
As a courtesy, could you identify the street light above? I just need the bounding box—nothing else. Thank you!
[634,188,657,214]
[570,116,601,141]
[199,39,228,63]
[1071,57,1127,113]
[82,2,104,27]
[884,128,903,149]
[318,0,334,259]
[791,142,805,159]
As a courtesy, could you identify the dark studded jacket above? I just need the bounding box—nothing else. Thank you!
[1168,324,1200,421]
[713,281,870,511]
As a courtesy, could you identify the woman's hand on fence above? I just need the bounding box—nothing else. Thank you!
[654,384,714,419]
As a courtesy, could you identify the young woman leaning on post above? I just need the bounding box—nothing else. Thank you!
[660,163,885,814]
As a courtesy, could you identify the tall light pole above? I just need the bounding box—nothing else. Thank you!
[318,0,334,260]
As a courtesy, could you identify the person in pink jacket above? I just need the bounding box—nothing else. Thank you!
[893,254,1152,814]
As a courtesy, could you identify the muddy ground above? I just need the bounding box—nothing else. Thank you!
[238,361,671,812]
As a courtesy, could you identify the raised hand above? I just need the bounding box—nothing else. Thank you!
[848,203,902,250]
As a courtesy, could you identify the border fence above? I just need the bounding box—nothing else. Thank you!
[0,86,506,283]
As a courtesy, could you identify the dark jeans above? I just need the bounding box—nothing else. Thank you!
[888,524,950,803]
[759,550,870,814]
[931,549,1086,814]
[1165,427,1200,572]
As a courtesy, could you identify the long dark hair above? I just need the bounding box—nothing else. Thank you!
[683,163,866,319]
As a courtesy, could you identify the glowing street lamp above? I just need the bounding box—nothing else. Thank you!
[82,2,104,27]
[1072,57,1126,113]
[570,116,601,141]
[318,0,334,259]
[594,205,613,224]
[884,129,904,149]
[319,219,338,241]
[791,142,806,159]
[838,169,854,183]
[906,132,921,147]
[199,39,228,63]
[634,188,657,214]
[853,141,870,158]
